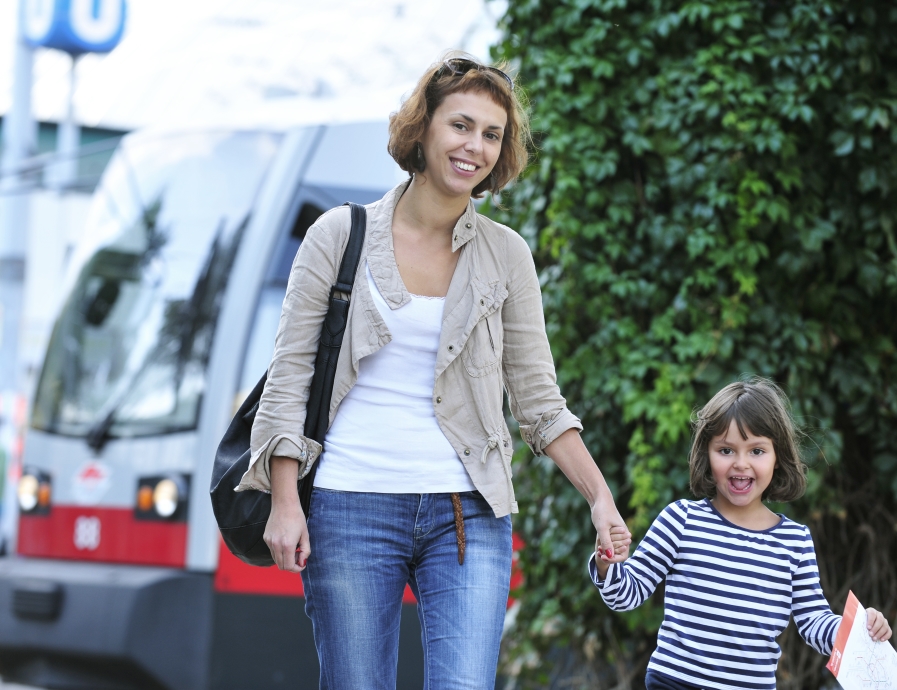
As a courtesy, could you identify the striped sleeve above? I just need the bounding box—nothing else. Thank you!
[590,501,686,611]
[791,526,841,654]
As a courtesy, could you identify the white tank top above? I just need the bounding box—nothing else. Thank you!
[313,263,476,493]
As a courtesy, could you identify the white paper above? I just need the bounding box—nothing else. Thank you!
[828,591,897,689]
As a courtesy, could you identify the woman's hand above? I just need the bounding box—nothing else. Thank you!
[595,522,631,562]
[592,524,631,581]
[263,455,311,573]
[866,608,892,642]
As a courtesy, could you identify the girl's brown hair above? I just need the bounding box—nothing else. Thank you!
[689,378,808,502]
[388,51,530,198]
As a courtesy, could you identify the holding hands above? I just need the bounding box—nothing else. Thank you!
[590,497,631,580]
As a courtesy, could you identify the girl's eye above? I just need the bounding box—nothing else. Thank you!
[719,448,733,455]
[750,448,765,455]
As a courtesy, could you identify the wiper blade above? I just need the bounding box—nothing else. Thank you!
[86,408,117,452]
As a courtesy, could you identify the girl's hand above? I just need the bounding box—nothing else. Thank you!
[866,608,892,642]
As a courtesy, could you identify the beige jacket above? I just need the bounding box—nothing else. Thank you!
[238,181,581,517]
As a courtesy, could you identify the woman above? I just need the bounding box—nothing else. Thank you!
[239,52,631,689]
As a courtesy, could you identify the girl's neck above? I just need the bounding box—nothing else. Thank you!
[394,174,470,237]
[710,497,780,531]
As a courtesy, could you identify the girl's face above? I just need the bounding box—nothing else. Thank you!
[419,90,507,199]
[709,419,777,514]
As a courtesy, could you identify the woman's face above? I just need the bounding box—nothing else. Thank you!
[419,90,507,199]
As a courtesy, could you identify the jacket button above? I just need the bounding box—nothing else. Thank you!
[465,222,472,229]
[503,440,508,447]
[436,396,442,403]
[480,298,485,306]
[464,449,471,456]
[453,235,458,241]
[448,345,454,352]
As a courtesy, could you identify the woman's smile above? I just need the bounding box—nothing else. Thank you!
[451,158,478,174]
[420,90,507,197]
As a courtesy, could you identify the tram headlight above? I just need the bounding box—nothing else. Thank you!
[153,479,179,518]
[135,474,189,521]
[17,469,51,515]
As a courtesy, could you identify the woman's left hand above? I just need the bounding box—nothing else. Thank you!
[544,429,632,561]
[592,499,631,562]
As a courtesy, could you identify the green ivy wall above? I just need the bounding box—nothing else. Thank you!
[490,1,897,687]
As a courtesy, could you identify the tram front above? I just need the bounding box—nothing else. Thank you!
[0,121,410,690]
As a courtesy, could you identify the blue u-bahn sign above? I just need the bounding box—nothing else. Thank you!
[22,0,127,55]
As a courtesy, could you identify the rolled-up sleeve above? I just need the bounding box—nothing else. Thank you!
[236,212,344,492]
[501,233,582,456]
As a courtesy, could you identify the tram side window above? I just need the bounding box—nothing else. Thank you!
[236,202,324,400]
[292,202,324,241]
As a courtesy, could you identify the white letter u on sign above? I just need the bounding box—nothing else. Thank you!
[69,0,124,44]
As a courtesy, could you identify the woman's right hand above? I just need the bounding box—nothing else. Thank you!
[263,456,311,572]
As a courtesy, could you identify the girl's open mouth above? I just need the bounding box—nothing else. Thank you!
[729,476,754,493]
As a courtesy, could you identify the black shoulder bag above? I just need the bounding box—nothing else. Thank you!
[209,203,366,566]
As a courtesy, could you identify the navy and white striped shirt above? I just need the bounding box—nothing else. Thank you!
[589,499,841,689]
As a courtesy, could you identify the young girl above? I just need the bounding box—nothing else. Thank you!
[590,379,892,690]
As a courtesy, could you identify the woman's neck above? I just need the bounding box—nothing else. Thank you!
[394,175,470,238]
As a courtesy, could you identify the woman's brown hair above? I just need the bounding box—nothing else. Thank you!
[388,51,530,198]
[689,378,808,502]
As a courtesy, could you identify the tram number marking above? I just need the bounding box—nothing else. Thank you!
[73,516,101,550]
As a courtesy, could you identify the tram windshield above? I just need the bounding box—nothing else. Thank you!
[31,130,282,441]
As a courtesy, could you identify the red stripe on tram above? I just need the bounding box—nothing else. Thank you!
[17,506,187,568]
[213,539,419,602]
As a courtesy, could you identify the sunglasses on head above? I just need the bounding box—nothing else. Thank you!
[434,58,514,91]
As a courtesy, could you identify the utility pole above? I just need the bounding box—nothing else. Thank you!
[0,0,37,554]
[47,54,80,190]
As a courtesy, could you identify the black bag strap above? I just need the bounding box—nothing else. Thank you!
[299,202,366,516]
[333,202,366,295]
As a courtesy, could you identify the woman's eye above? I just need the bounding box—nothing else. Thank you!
[485,132,500,141]
[453,122,467,131]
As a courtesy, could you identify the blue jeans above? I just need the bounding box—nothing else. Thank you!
[303,489,513,690]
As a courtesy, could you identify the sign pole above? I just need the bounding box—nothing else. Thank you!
[0,0,37,555]
[50,55,81,190]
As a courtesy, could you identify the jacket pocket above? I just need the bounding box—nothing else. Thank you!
[462,280,508,377]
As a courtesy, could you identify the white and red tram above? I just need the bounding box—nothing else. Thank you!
[0,121,464,690]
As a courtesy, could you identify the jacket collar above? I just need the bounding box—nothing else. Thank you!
[366,179,479,310]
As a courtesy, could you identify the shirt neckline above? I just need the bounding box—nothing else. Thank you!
[367,263,446,304]
[702,498,785,534]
